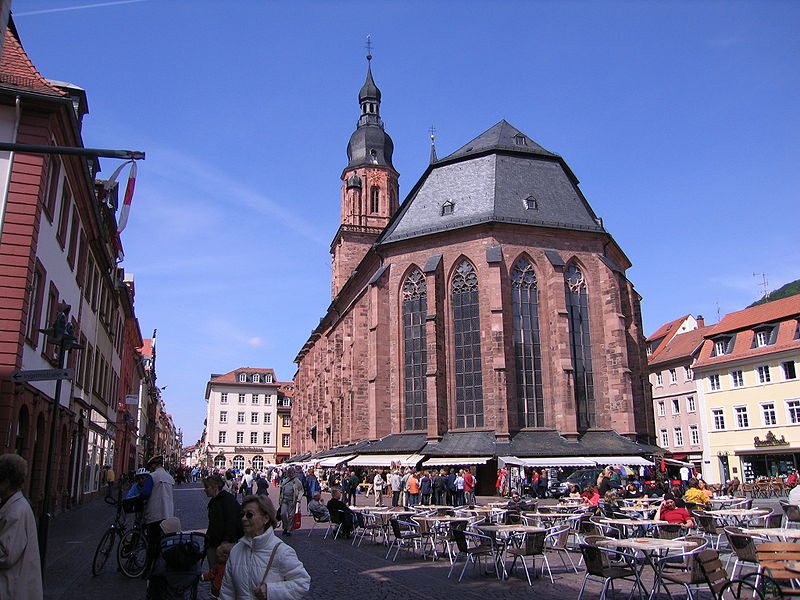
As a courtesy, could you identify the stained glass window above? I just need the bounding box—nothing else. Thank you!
[512,258,544,427]
[452,260,484,428]
[564,264,596,429]
[403,269,427,430]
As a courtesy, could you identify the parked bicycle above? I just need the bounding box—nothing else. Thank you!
[92,470,148,578]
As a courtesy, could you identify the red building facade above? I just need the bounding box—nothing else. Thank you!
[293,59,655,466]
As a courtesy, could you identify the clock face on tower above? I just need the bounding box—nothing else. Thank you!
[367,169,383,185]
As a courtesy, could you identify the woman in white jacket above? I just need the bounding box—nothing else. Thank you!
[220,495,310,600]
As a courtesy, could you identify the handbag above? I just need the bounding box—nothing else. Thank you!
[292,508,302,530]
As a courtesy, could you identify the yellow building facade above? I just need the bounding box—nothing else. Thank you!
[694,295,800,484]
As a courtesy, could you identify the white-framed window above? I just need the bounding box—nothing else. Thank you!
[264,413,271,424]
[734,406,749,428]
[265,373,273,383]
[250,432,258,444]
[757,366,771,384]
[239,393,246,403]
[237,411,245,423]
[684,366,693,381]
[646,345,653,356]
[282,434,290,447]
[731,370,744,388]
[656,373,664,386]
[218,431,226,443]
[687,396,696,413]
[238,373,247,382]
[263,432,271,444]
[252,373,261,383]
[252,394,259,404]
[219,411,227,423]
[220,392,228,404]
[672,399,680,415]
[689,425,700,445]
[783,361,797,380]
[709,375,721,391]
[660,429,669,447]
[787,400,800,425]
[674,427,683,446]
[283,415,291,427]
[657,401,665,417]
[265,395,272,405]
[712,408,725,430]
[714,340,727,356]
[754,330,770,348]
[236,431,244,444]
[670,369,677,383]
[762,402,777,426]
[251,412,258,424]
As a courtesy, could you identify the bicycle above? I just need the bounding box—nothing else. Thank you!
[91,477,148,578]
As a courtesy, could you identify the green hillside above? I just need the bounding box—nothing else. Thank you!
[748,279,800,307]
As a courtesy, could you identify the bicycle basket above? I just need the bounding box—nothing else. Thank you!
[122,497,144,514]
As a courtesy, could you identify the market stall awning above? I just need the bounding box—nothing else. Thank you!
[316,454,356,468]
[347,453,422,467]
[520,457,597,468]
[588,456,654,467]
[423,456,492,467]
[662,457,694,468]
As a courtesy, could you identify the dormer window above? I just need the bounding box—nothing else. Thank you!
[441,200,454,216]
[524,195,537,210]
[238,373,247,382]
[752,325,777,348]
[514,134,527,146]
[711,335,735,357]
[252,373,260,383]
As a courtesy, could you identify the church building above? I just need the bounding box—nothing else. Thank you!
[292,58,656,486]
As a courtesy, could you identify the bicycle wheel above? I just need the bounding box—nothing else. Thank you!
[117,528,147,578]
[92,528,116,576]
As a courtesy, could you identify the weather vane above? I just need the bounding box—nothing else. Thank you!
[365,34,373,60]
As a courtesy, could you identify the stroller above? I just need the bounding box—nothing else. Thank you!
[147,531,206,600]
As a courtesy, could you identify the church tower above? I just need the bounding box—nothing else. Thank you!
[331,55,399,298]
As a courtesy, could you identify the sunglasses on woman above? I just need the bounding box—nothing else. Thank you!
[240,511,258,519]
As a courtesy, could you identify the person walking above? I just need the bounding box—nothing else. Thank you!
[463,469,476,505]
[278,467,304,536]
[389,471,402,507]
[203,474,242,569]
[305,468,321,512]
[420,471,433,505]
[0,454,42,600]
[432,470,447,505]
[372,470,385,507]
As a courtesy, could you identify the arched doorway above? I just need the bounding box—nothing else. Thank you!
[252,456,264,471]
[214,455,226,469]
[232,455,245,470]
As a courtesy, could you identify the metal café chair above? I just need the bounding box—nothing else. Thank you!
[385,518,422,562]
[506,529,551,584]
[652,536,709,600]
[448,529,501,582]
[353,512,383,547]
[577,543,642,600]
[323,509,344,540]
[781,502,800,529]
[724,526,767,580]
[307,511,330,537]
[692,510,726,549]
[545,524,578,574]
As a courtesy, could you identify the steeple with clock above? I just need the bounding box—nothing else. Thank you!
[331,53,399,298]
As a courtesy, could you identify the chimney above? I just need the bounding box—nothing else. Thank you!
[696,315,705,328]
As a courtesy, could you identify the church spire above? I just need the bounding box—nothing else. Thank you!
[346,47,394,170]
[429,125,438,164]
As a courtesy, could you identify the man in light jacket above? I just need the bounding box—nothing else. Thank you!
[138,455,175,574]
[0,454,41,600]
[278,467,304,536]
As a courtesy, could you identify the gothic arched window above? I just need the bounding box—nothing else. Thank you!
[370,186,379,213]
[451,260,484,428]
[402,269,427,430]
[564,264,596,429]
[512,257,544,427]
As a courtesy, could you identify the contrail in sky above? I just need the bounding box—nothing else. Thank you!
[15,0,148,16]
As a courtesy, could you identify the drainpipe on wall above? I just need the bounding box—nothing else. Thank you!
[0,94,20,245]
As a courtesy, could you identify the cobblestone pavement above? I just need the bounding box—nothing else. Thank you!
[45,481,782,600]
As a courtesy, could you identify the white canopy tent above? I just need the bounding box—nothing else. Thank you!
[423,456,492,467]
[588,456,654,467]
[347,453,423,467]
[500,456,597,468]
[315,454,356,468]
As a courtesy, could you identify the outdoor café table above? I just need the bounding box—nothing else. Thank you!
[742,527,800,541]
[598,518,668,538]
[707,496,739,506]
[521,511,577,525]
[703,508,766,526]
[350,505,387,512]
[476,524,547,577]
[597,537,697,599]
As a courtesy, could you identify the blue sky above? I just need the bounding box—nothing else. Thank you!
[14,1,799,445]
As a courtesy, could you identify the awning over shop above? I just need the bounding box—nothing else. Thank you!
[423,456,492,467]
[501,456,597,468]
[348,453,423,467]
[589,456,654,467]
[315,454,356,468]
[662,457,694,468]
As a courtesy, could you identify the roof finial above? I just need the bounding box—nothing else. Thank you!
[429,125,438,163]
[365,34,373,61]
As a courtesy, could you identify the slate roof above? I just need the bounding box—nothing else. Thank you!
[357,433,427,454]
[379,121,604,245]
[0,24,65,97]
[422,431,497,456]
[314,439,371,458]
[500,430,585,457]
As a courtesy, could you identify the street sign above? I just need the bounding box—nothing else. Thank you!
[10,368,74,383]
[125,394,138,405]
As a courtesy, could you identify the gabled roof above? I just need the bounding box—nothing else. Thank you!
[378,121,604,245]
[209,367,278,384]
[647,315,690,344]
[0,24,65,97]
[648,325,710,367]
[708,294,800,336]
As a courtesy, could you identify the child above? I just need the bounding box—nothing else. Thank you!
[201,542,233,598]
